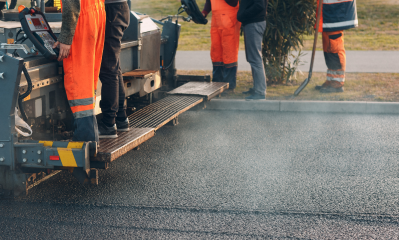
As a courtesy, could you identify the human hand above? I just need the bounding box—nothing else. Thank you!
[53,41,71,61]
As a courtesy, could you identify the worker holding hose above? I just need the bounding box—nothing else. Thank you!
[202,0,240,92]
[315,0,358,93]
[53,0,106,143]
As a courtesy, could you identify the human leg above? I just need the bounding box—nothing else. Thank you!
[212,66,224,82]
[114,69,129,132]
[116,71,127,121]
[99,2,130,127]
[243,21,267,96]
[63,0,106,143]
[319,30,345,93]
[222,66,237,89]
[210,23,224,82]
[242,28,254,95]
[220,13,240,89]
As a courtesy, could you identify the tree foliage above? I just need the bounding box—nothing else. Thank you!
[263,0,316,84]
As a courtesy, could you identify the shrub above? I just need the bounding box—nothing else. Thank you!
[263,0,316,85]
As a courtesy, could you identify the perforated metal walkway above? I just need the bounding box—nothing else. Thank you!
[95,82,228,163]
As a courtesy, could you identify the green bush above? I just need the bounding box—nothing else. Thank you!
[263,0,316,85]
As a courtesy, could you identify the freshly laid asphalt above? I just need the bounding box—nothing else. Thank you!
[1,49,398,238]
[176,50,399,73]
[1,110,399,239]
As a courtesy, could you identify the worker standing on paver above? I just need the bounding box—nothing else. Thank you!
[202,0,240,93]
[54,0,106,143]
[315,0,358,93]
[98,0,130,138]
[238,0,268,100]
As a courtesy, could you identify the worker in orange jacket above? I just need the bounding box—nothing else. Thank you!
[315,0,358,93]
[202,0,240,91]
[54,0,106,143]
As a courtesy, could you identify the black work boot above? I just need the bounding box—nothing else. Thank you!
[315,81,331,90]
[98,121,118,139]
[245,93,266,100]
[320,81,344,93]
[116,118,130,132]
[212,66,224,82]
[242,88,255,94]
[320,86,344,93]
[223,66,237,89]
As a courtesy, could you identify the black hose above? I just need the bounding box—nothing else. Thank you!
[15,29,25,43]
[163,20,179,70]
[18,65,33,121]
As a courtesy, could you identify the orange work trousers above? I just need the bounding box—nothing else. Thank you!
[322,30,346,83]
[210,0,241,68]
[62,0,106,141]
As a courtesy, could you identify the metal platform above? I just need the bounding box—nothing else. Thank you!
[95,128,155,163]
[95,81,225,163]
[167,81,229,101]
[95,95,203,162]
[123,69,157,79]
[129,95,203,129]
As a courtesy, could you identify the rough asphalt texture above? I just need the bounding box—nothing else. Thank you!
[176,51,399,73]
[1,111,399,239]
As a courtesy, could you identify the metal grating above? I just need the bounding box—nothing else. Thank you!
[129,96,203,130]
[167,81,229,101]
[95,128,155,163]
[94,95,202,163]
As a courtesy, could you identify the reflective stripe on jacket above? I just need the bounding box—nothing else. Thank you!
[317,0,358,32]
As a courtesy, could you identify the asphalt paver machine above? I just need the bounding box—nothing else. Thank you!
[0,0,228,197]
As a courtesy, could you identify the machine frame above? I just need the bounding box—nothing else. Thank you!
[0,0,221,198]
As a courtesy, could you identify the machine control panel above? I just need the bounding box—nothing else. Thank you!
[26,16,50,31]
[19,8,59,60]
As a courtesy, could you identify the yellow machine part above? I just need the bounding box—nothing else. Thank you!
[54,0,61,9]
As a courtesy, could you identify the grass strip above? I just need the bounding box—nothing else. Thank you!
[131,0,399,51]
[177,70,399,102]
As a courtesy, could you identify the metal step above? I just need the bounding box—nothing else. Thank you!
[94,81,226,163]
[95,95,203,162]
[167,81,229,101]
[94,128,155,163]
[129,95,203,130]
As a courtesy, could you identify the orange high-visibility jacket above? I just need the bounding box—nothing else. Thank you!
[317,0,358,32]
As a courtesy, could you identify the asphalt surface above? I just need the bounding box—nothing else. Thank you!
[176,51,399,73]
[1,111,399,239]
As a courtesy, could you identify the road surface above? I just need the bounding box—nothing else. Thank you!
[1,110,399,239]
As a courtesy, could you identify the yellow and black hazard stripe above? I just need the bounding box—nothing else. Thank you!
[35,141,86,168]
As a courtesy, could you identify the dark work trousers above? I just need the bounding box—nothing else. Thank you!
[243,21,267,95]
[99,2,130,126]
[212,66,237,89]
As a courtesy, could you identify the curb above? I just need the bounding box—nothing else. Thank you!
[205,99,399,114]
